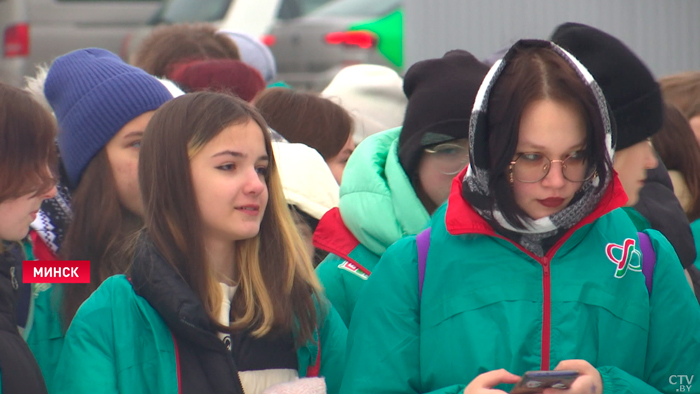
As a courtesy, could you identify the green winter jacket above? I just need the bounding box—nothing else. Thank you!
[341,175,700,394]
[22,284,63,392]
[691,219,700,271]
[314,127,430,326]
[20,231,70,390]
[50,274,347,394]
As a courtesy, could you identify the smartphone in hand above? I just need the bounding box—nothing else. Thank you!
[510,370,579,394]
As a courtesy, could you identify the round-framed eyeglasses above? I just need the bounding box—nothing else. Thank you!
[509,151,595,183]
[423,140,470,176]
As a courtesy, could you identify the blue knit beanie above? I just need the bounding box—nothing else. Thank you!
[45,48,173,187]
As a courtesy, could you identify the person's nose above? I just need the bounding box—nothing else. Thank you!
[540,160,567,189]
[243,168,266,196]
[644,141,659,170]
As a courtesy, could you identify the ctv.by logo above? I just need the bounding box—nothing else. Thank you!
[669,375,694,392]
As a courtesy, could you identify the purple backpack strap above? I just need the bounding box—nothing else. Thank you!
[637,231,656,296]
[417,227,432,298]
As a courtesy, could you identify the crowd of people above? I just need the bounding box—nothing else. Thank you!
[0,20,699,394]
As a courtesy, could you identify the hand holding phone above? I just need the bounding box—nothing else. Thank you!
[510,370,579,394]
[541,359,603,394]
[463,369,521,394]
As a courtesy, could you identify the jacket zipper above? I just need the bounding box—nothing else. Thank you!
[171,332,183,394]
[540,256,551,371]
[172,321,246,394]
[455,224,571,372]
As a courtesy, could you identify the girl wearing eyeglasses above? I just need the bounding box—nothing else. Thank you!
[313,50,489,327]
[341,40,700,394]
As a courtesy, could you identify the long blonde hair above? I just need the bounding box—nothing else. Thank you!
[139,92,321,344]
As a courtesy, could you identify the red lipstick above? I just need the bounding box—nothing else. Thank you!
[538,198,565,208]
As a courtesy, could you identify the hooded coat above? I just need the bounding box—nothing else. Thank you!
[313,127,430,326]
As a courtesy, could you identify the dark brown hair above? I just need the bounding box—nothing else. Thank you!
[660,71,700,120]
[60,150,142,328]
[131,23,240,78]
[652,103,700,221]
[487,44,612,228]
[0,82,56,203]
[255,88,353,160]
[139,92,321,344]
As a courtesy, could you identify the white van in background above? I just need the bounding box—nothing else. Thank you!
[0,0,160,87]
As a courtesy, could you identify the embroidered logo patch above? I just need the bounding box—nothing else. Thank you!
[338,261,369,280]
[605,238,642,278]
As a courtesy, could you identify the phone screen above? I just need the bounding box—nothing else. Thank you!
[510,370,580,394]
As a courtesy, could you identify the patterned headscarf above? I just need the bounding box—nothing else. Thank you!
[462,39,615,256]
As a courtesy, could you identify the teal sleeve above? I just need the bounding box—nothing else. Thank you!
[316,255,352,327]
[318,302,348,394]
[643,230,700,392]
[340,237,466,394]
[598,366,663,394]
[598,230,700,394]
[51,285,118,394]
[24,285,65,389]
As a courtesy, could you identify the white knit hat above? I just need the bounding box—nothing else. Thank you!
[218,29,277,84]
[272,141,339,220]
[322,64,407,144]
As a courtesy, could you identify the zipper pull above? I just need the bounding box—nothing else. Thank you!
[10,266,18,290]
[542,257,550,275]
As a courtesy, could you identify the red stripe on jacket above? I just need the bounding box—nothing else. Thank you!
[444,167,628,369]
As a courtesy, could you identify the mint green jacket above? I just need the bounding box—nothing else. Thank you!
[314,127,430,326]
[50,275,347,394]
[341,177,700,394]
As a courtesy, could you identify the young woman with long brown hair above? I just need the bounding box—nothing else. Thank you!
[22,48,174,389]
[52,92,346,394]
[653,103,700,223]
[653,103,700,279]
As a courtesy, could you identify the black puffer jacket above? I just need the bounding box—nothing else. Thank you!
[130,234,301,393]
[130,236,246,394]
[635,161,700,299]
[636,161,697,268]
[0,242,48,394]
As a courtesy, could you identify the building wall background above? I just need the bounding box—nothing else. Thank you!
[404,0,699,78]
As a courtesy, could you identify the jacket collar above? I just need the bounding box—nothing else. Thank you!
[129,233,224,351]
[445,166,629,258]
[312,207,360,260]
[339,127,430,255]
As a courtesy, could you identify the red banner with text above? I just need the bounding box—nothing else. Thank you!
[23,261,90,283]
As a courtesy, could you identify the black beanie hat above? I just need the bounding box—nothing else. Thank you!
[398,49,489,180]
[551,22,663,151]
